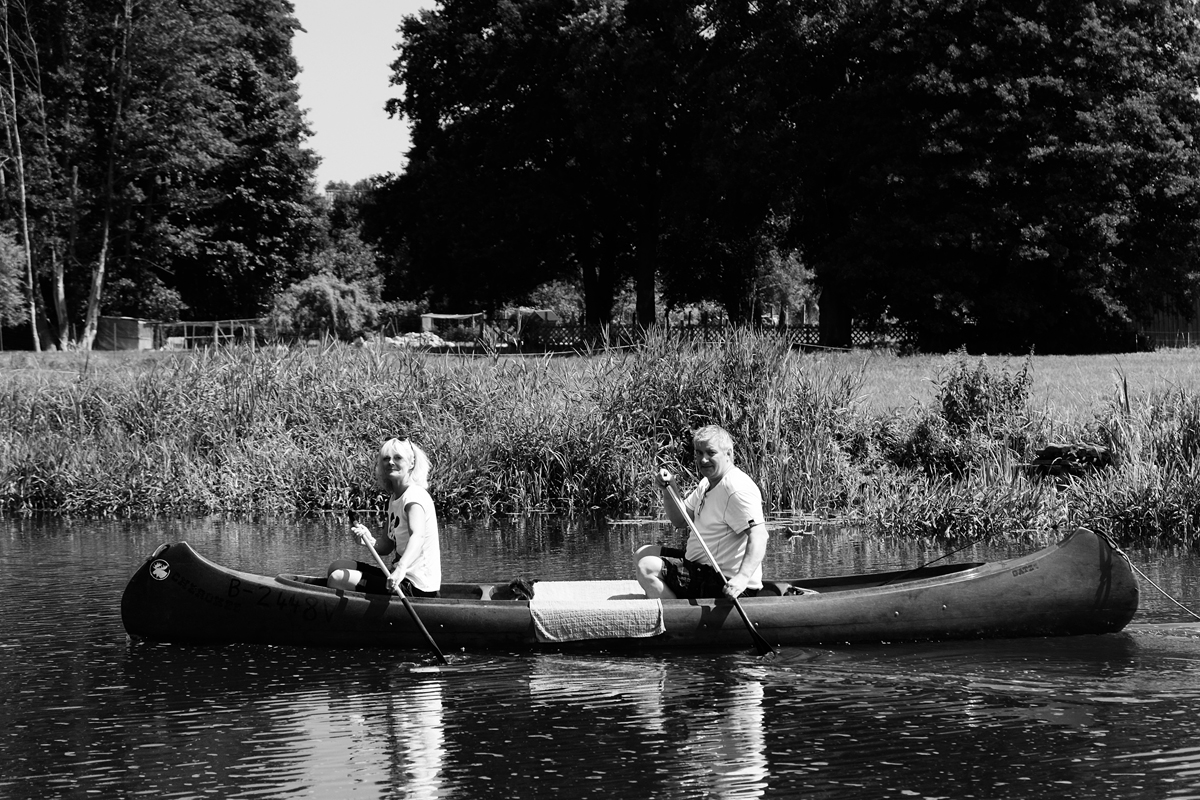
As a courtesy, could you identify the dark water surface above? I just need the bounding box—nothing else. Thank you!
[3,515,1200,799]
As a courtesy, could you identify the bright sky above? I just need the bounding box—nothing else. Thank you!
[291,0,431,189]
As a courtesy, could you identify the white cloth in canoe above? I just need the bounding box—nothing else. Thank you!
[529,580,665,643]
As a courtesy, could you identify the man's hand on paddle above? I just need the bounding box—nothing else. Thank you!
[655,469,675,490]
[725,573,751,599]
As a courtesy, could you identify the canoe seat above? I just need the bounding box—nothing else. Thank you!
[440,584,490,600]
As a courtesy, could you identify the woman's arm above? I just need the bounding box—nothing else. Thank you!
[389,502,429,582]
[352,521,396,558]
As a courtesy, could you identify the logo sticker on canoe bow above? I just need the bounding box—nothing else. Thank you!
[150,559,171,581]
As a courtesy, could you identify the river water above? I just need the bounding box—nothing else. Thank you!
[2,514,1200,800]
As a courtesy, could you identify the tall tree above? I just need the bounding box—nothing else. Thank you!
[376,0,1200,351]
[0,0,39,348]
[172,0,319,320]
[0,0,318,348]
[78,0,132,349]
[0,0,86,347]
[657,0,829,324]
[794,0,1200,352]
[381,0,707,325]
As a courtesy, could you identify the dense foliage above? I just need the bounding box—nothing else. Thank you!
[4,0,1199,354]
[797,0,1200,352]
[265,273,383,342]
[0,231,26,328]
[376,0,1200,352]
[0,0,319,348]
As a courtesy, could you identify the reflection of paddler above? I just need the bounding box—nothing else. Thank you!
[662,675,768,799]
[383,679,445,800]
[527,656,768,798]
[707,681,768,799]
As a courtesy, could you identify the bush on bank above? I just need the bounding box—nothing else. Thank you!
[0,330,1196,546]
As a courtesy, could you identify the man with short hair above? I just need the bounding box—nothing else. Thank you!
[635,425,768,599]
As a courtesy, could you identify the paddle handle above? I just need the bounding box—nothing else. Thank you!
[662,477,775,657]
[350,510,449,665]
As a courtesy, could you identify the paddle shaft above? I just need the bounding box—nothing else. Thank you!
[350,510,449,665]
[662,479,775,656]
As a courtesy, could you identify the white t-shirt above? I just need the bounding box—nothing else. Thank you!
[683,466,765,590]
[387,485,441,592]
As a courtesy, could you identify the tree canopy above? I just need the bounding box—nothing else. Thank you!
[0,0,319,348]
[794,0,1200,351]
[4,0,1198,353]
[374,0,1200,352]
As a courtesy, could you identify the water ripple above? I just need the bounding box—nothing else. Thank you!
[7,519,1200,799]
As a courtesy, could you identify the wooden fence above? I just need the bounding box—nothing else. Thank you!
[1139,299,1200,349]
[144,319,915,353]
[503,322,913,352]
[156,319,264,349]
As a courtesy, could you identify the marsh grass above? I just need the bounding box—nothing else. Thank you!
[1060,387,1200,545]
[1,336,1198,545]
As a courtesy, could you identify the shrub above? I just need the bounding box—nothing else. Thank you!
[937,353,1033,436]
[267,274,382,341]
[870,354,1035,479]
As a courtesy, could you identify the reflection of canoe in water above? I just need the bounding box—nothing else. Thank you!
[121,528,1138,651]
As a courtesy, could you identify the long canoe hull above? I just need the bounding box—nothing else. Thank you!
[121,528,1138,651]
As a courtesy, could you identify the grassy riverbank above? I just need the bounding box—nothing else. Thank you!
[2,332,1198,546]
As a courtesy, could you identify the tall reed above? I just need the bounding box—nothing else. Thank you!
[1061,388,1200,545]
[1,336,1198,547]
[588,328,867,515]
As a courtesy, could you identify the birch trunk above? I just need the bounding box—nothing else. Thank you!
[0,0,39,350]
[80,0,130,350]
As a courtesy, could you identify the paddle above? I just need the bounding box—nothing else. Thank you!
[660,473,776,657]
[349,510,448,665]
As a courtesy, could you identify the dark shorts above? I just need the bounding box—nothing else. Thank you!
[353,561,439,598]
[658,547,759,600]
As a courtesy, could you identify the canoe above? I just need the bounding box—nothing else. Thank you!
[121,527,1138,651]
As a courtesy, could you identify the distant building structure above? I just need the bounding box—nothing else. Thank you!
[96,316,156,351]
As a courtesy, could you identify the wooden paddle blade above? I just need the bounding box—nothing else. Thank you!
[399,595,450,665]
[732,597,776,656]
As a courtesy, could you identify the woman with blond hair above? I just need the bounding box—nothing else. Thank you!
[327,437,441,597]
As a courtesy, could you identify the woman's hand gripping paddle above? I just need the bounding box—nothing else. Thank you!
[349,510,448,665]
[660,471,776,657]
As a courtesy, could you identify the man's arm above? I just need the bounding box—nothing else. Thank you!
[726,523,768,597]
[656,471,693,529]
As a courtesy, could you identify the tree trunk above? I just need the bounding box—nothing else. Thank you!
[81,0,131,350]
[26,14,70,351]
[817,280,852,349]
[0,0,39,350]
[51,165,79,348]
[81,209,111,349]
[579,227,617,325]
[634,176,659,328]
